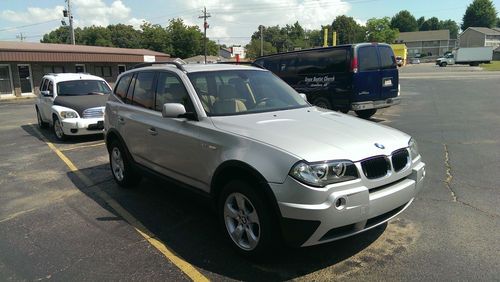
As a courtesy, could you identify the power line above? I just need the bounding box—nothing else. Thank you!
[0,19,59,32]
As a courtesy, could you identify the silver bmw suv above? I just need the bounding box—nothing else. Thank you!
[104,62,425,257]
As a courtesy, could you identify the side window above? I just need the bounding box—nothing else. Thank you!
[280,55,297,72]
[358,46,379,71]
[131,72,155,109]
[40,79,48,91]
[379,47,396,69]
[323,49,348,73]
[155,72,194,112]
[263,57,280,73]
[296,49,348,75]
[114,73,132,101]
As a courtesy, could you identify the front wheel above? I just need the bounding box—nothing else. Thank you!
[440,62,447,67]
[312,96,332,109]
[355,109,377,119]
[219,180,279,258]
[109,140,142,188]
[52,116,67,141]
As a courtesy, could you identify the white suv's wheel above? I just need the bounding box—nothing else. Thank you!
[219,180,279,258]
[36,108,48,129]
[52,116,67,141]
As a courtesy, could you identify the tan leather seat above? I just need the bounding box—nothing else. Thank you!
[213,85,247,114]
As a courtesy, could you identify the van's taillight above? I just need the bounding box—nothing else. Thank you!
[351,57,358,73]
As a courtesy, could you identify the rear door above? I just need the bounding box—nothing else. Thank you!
[377,45,399,99]
[354,45,381,102]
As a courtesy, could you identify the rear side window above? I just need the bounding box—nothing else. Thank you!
[296,49,348,74]
[379,47,396,69]
[358,46,379,71]
[114,73,132,101]
[131,72,155,109]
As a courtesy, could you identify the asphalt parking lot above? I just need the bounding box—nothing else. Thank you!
[1,64,499,281]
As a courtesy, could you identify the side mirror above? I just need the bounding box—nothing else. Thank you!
[40,90,52,97]
[162,103,187,118]
[299,93,308,102]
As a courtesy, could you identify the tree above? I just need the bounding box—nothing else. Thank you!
[107,24,141,49]
[245,39,277,59]
[462,0,497,30]
[365,17,399,43]
[331,15,365,44]
[390,10,418,32]
[439,20,459,39]
[417,16,426,30]
[420,17,440,31]
[41,26,73,44]
[140,22,169,53]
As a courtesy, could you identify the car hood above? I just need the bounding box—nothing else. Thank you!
[53,94,108,116]
[211,107,411,162]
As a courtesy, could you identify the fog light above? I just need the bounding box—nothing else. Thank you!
[335,197,347,210]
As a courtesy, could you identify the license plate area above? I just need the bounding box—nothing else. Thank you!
[382,77,393,87]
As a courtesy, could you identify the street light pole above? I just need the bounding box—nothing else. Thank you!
[67,0,75,45]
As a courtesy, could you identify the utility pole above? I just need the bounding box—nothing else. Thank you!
[198,7,211,64]
[260,25,263,56]
[16,33,26,41]
[67,0,75,45]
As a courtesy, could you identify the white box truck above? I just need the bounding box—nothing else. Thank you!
[436,47,492,67]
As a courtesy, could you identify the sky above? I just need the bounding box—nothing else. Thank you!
[1,0,499,46]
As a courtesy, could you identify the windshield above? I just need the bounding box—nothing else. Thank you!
[56,80,111,96]
[187,70,309,116]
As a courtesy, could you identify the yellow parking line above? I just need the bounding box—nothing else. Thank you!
[59,142,106,152]
[29,125,209,282]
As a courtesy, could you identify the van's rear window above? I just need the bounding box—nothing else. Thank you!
[379,46,396,69]
[358,46,379,71]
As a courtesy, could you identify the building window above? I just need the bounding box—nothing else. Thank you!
[118,65,126,74]
[95,66,112,77]
[75,64,86,73]
[43,66,65,74]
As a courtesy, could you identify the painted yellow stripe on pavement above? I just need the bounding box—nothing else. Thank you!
[29,125,209,282]
[59,142,106,152]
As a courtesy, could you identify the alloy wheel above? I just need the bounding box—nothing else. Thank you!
[224,192,261,250]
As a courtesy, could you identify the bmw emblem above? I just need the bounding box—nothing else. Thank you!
[374,143,385,149]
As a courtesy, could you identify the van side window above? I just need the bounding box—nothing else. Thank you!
[280,55,296,72]
[131,72,155,109]
[379,47,396,69]
[296,49,348,74]
[155,72,194,112]
[263,57,280,73]
[358,46,379,71]
[114,73,132,101]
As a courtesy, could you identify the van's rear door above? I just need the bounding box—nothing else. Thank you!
[377,45,399,100]
[353,45,381,102]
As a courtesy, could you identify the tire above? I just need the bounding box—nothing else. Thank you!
[355,109,377,119]
[339,109,349,114]
[52,116,67,141]
[312,96,332,109]
[218,180,279,259]
[109,140,142,188]
[36,108,48,129]
[440,62,447,67]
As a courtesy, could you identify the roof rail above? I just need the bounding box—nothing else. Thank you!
[133,61,186,72]
[217,61,264,69]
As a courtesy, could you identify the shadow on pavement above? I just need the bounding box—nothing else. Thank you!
[67,163,386,281]
[21,124,103,145]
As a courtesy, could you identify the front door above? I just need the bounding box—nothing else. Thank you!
[17,64,33,94]
[0,65,14,97]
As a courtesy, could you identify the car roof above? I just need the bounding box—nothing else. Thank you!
[42,73,107,83]
[128,63,266,74]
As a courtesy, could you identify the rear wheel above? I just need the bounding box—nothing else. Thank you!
[36,108,48,129]
[52,116,67,141]
[218,180,279,258]
[312,96,331,109]
[355,109,377,119]
[109,140,142,188]
[440,62,447,67]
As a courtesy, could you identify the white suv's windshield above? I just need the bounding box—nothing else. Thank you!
[57,80,111,96]
[188,70,309,116]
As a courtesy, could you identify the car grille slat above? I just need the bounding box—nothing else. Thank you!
[83,107,104,119]
[391,149,410,172]
[361,156,390,179]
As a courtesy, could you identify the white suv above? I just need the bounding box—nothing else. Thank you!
[35,73,112,140]
[105,62,425,257]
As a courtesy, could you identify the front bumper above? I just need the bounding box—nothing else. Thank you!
[271,160,425,247]
[351,97,401,111]
[60,117,104,136]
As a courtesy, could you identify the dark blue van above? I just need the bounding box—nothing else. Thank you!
[253,43,400,118]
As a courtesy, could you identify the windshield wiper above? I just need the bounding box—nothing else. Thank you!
[87,92,106,95]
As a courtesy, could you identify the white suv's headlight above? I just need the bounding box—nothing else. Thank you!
[290,160,358,187]
[60,111,78,119]
[409,138,419,160]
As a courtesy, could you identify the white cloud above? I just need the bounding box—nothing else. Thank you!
[0,6,64,23]
[127,18,147,29]
[72,0,131,27]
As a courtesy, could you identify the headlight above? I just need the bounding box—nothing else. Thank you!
[290,160,358,187]
[409,138,419,160]
[60,111,78,119]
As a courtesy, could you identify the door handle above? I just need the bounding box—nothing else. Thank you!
[148,127,158,136]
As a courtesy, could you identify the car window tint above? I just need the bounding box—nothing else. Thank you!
[262,57,280,73]
[358,46,379,71]
[379,46,396,69]
[115,73,132,101]
[279,55,296,72]
[296,49,348,74]
[155,72,194,112]
[40,79,47,91]
[131,72,155,109]
[48,81,54,94]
